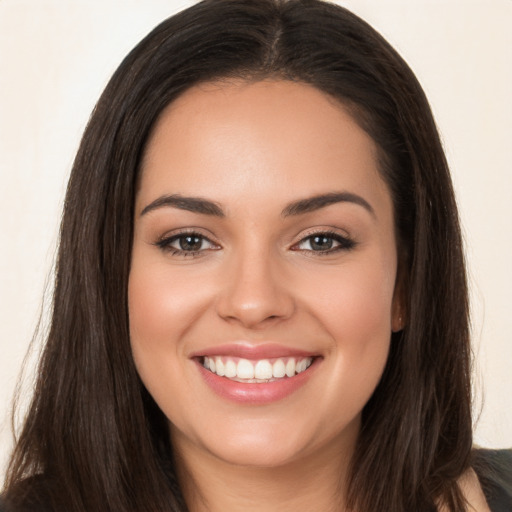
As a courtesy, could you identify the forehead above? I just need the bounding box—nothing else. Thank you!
[138,80,391,216]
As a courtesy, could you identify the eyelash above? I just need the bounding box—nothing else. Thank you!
[155,231,219,257]
[155,230,356,257]
[291,230,356,255]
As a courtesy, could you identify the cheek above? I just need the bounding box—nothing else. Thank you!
[128,257,211,347]
[127,250,224,416]
[299,254,395,409]
[128,266,176,390]
[305,254,396,341]
[128,254,193,386]
[127,259,207,427]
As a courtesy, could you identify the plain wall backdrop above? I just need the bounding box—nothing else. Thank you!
[1,0,511,483]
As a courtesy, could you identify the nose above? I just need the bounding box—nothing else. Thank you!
[215,247,295,329]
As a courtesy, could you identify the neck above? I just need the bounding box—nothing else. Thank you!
[174,429,357,512]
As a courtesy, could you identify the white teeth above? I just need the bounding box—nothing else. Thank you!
[285,358,295,377]
[237,359,255,379]
[273,359,286,378]
[225,359,237,378]
[203,356,313,382]
[254,360,273,379]
[296,359,307,373]
[215,357,225,377]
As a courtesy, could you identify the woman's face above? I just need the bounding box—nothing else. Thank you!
[129,80,402,468]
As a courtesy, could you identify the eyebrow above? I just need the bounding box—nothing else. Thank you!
[281,192,375,218]
[140,194,225,217]
[140,191,374,218]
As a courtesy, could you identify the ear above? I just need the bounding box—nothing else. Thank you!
[391,268,406,333]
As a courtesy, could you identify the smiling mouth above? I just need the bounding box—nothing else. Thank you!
[201,356,314,383]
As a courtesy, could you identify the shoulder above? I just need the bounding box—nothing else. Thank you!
[472,448,512,512]
[452,468,491,512]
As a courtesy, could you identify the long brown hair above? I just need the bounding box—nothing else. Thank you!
[3,1,472,510]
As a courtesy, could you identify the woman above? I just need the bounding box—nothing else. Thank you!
[2,0,511,510]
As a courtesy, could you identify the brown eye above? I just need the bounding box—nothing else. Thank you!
[156,232,219,255]
[309,235,334,251]
[178,235,204,251]
[294,232,356,254]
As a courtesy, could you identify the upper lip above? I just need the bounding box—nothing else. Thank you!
[190,342,318,360]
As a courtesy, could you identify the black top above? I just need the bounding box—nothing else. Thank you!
[473,448,512,511]
[1,449,511,511]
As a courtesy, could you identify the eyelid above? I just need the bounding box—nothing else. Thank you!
[155,227,219,243]
[152,226,355,256]
[290,228,356,254]
[154,228,221,255]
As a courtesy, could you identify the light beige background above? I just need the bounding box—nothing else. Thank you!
[1,0,511,482]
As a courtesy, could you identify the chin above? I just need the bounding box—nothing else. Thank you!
[172,412,360,470]
[205,434,309,468]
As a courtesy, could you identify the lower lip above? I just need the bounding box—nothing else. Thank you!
[196,358,319,404]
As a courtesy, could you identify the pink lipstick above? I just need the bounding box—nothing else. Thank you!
[192,343,320,404]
